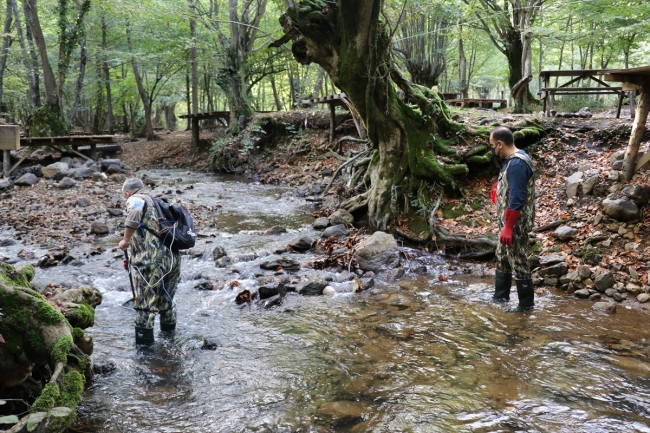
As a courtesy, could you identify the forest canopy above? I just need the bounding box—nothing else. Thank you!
[0,0,647,137]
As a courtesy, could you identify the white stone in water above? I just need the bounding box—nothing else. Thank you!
[322,286,337,296]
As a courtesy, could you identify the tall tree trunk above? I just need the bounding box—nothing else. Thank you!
[458,24,467,99]
[101,11,113,134]
[23,0,69,136]
[165,102,176,131]
[23,0,55,106]
[313,66,325,99]
[9,0,38,107]
[126,21,156,140]
[0,0,13,110]
[67,27,87,123]
[185,71,191,130]
[23,2,41,107]
[189,0,199,150]
[273,1,483,231]
[270,73,282,111]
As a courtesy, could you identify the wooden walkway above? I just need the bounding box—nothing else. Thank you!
[445,98,507,109]
[2,135,119,177]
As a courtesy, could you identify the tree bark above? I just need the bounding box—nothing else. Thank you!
[189,0,199,150]
[126,20,156,140]
[0,0,13,110]
[67,26,87,123]
[101,11,113,134]
[270,73,283,111]
[23,1,41,107]
[23,0,57,106]
[273,0,489,231]
[8,0,38,107]
[621,85,650,181]
[458,24,468,99]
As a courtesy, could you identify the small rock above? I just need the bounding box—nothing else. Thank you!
[14,173,39,186]
[262,226,287,235]
[574,289,590,299]
[77,197,91,207]
[288,235,313,251]
[594,272,615,292]
[622,184,650,205]
[637,293,650,303]
[212,246,227,261]
[538,262,569,278]
[589,293,602,301]
[553,225,577,240]
[605,288,617,297]
[592,302,616,313]
[565,172,583,197]
[629,266,639,280]
[539,254,565,267]
[626,284,643,295]
[559,271,580,284]
[260,258,301,271]
[90,221,109,235]
[106,208,123,217]
[602,193,639,221]
[577,265,591,279]
[313,217,330,230]
[201,339,219,350]
[321,224,349,239]
[298,280,328,296]
[329,209,354,226]
[322,286,336,296]
[613,293,624,302]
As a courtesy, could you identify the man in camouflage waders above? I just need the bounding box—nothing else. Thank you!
[119,178,181,344]
[489,127,536,312]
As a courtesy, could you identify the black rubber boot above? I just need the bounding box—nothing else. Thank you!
[493,269,512,303]
[507,278,535,312]
[135,326,154,345]
[160,322,176,332]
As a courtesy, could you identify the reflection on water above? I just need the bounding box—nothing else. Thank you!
[22,170,647,433]
[76,278,650,433]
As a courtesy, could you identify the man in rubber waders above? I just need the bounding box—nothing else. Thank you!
[489,127,536,312]
[119,178,181,344]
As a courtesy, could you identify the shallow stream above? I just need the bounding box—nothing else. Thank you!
[6,171,650,432]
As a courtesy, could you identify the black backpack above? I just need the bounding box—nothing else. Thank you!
[140,197,196,251]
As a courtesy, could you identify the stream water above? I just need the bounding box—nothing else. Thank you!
[6,171,650,432]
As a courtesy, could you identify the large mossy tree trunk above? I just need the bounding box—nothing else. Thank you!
[273,0,492,231]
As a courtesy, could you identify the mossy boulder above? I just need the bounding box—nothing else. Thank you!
[0,262,99,432]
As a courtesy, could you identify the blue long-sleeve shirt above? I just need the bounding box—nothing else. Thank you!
[503,151,533,211]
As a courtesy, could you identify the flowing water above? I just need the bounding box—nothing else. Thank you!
[6,171,650,432]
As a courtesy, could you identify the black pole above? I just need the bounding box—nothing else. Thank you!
[123,250,136,299]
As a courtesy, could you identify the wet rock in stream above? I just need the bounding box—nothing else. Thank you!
[260,257,301,271]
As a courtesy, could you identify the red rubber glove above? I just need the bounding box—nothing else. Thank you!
[490,181,498,204]
[500,208,520,245]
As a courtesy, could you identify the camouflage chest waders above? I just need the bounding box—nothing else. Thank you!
[129,194,181,340]
[495,152,535,280]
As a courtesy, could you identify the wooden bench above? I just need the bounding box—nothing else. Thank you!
[445,98,507,109]
[539,69,628,118]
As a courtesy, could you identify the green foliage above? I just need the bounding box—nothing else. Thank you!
[30,104,71,137]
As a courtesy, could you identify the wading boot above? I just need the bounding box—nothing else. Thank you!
[507,278,535,312]
[493,269,512,303]
[135,326,154,345]
[160,322,176,332]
